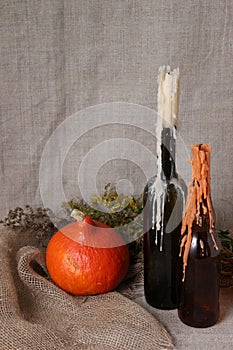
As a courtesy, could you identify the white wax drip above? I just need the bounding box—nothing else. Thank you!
[150,66,180,251]
[150,124,184,251]
[159,192,166,251]
[151,114,165,250]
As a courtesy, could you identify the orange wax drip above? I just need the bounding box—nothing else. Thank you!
[180,144,217,281]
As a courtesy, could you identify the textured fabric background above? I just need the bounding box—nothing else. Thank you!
[1,0,233,228]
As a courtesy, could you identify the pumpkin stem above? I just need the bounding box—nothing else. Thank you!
[71,209,86,222]
[71,209,96,227]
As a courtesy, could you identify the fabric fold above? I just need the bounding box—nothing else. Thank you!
[0,226,173,349]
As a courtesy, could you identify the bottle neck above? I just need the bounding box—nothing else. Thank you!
[160,127,177,180]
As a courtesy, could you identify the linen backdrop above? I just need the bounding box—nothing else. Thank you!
[1,0,233,229]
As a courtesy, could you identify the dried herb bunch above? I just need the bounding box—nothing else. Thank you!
[64,183,144,243]
[0,205,55,246]
[218,230,233,287]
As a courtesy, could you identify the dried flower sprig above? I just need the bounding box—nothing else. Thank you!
[63,183,144,243]
[0,205,55,246]
[218,230,233,287]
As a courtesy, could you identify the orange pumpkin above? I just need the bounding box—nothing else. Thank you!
[46,211,129,295]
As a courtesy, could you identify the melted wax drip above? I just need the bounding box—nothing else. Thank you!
[180,144,219,281]
[152,66,181,251]
[151,178,185,252]
[151,124,185,252]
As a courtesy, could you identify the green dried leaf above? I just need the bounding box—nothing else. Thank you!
[218,230,233,285]
[63,184,143,242]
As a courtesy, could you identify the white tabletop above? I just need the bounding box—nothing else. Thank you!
[135,288,233,349]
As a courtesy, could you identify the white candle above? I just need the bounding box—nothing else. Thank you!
[157,66,180,127]
[153,66,180,245]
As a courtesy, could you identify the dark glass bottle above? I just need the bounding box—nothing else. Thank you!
[178,219,220,327]
[143,127,186,309]
[178,144,221,327]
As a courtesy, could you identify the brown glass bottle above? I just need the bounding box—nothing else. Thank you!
[178,214,221,327]
[178,144,221,327]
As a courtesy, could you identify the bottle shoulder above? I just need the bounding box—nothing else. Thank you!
[187,225,221,258]
[144,174,187,197]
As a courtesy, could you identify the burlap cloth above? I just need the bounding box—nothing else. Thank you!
[0,222,173,350]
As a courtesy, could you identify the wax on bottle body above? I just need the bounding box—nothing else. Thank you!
[178,144,221,328]
[143,128,186,309]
